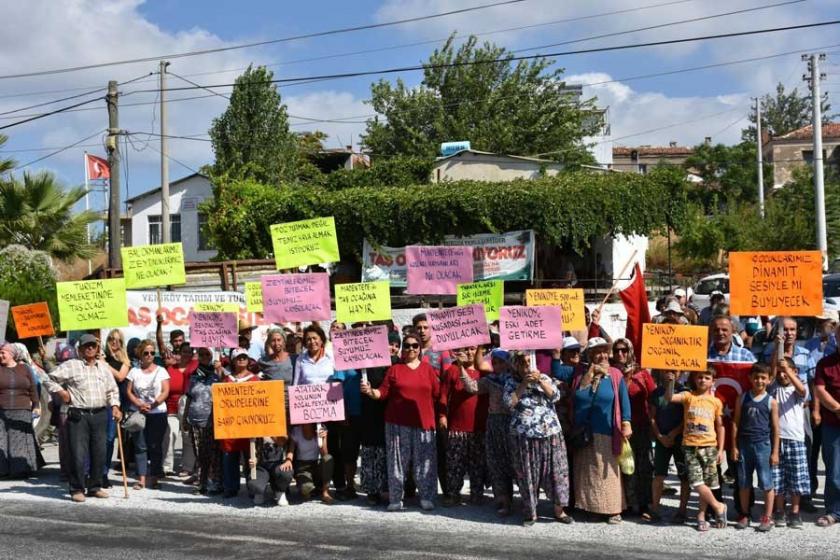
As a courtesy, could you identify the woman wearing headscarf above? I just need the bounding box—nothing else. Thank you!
[0,343,41,478]
[184,347,223,495]
[610,337,656,518]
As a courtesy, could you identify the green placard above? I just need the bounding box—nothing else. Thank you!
[457,280,503,321]
[245,282,263,313]
[121,242,186,288]
[56,278,128,331]
[335,281,391,323]
[270,216,340,270]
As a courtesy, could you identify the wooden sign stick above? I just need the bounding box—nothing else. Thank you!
[596,249,639,315]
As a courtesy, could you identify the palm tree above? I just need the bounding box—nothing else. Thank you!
[0,134,15,175]
[0,171,100,262]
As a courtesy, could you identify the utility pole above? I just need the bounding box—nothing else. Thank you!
[804,53,827,269]
[754,97,765,218]
[160,60,171,244]
[106,80,122,269]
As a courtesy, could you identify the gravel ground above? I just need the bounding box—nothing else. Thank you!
[0,442,836,559]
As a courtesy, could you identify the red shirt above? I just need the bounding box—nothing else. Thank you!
[219,372,261,453]
[439,364,488,433]
[815,353,840,428]
[165,359,198,414]
[625,368,656,425]
[378,362,440,430]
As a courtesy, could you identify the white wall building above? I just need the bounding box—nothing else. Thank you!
[431,150,563,182]
[125,173,217,262]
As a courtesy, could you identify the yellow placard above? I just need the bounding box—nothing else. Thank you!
[245,282,263,313]
[193,302,241,313]
[121,243,186,288]
[335,281,391,323]
[56,278,128,331]
[270,216,340,270]
[457,280,503,321]
[212,380,287,440]
[526,289,586,331]
[728,251,823,316]
[640,323,708,372]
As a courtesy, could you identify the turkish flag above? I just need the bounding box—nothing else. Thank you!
[618,263,650,351]
[712,362,753,451]
[85,153,110,180]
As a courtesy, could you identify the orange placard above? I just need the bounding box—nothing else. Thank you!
[728,251,822,316]
[212,380,287,440]
[11,302,55,338]
[640,323,708,372]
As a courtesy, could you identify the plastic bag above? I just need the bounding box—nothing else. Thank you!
[619,438,635,475]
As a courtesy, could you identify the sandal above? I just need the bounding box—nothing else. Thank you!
[697,519,711,532]
[817,515,838,527]
[132,482,144,490]
[714,504,728,529]
[607,515,622,524]
[555,514,574,524]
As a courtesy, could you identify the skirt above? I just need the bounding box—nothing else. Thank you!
[573,433,624,515]
[0,409,40,478]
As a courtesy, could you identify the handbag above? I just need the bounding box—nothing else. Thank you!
[121,410,146,432]
[569,376,600,450]
[619,437,635,475]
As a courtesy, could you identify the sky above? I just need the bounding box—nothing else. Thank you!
[1,0,840,216]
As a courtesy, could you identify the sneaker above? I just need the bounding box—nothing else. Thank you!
[773,511,787,527]
[420,499,435,511]
[70,491,86,503]
[277,492,289,507]
[736,516,751,530]
[787,513,803,529]
[387,502,404,512]
[757,515,773,532]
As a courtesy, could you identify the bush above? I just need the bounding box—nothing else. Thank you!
[0,245,58,340]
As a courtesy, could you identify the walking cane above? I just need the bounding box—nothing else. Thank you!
[116,420,129,499]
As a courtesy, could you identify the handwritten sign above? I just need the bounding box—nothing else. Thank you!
[405,245,474,295]
[332,325,391,370]
[121,243,186,288]
[193,302,241,313]
[189,311,238,348]
[11,302,54,338]
[427,304,491,351]
[288,382,345,425]
[457,280,503,321]
[270,216,340,270]
[499,305,563,350]
[335,281,391,323]
[526,289,586,331]
[56,278,128,331]
[261,273,331,323]
[729,251,822,316]
[212,380,287,439]
[245,282,263,313]
[640,323,708,372]
[0,299,8,340]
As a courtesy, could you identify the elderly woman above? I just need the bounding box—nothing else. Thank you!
[610,337,656,518]
[361,331,439,511]
[260,328,295,383]
[0,343,40,478]
[184,347,223,495]
[504,352,572,526]
[554,337,631,524]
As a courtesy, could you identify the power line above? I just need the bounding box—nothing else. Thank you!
[0,96,103,131]
[0,0,528,81]
[12,129,106,170]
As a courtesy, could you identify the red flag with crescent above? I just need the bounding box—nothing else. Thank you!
[711,362,753,451]
[85,153,110,180]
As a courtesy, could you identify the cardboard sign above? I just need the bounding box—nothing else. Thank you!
[193,302,240,313]
[499,305,563,350]
[427,304,491,351]
[335,281,392,323]
[270,216,340,270]
[261,273,331,323]
[121,243,186,288]
[212,380,287,439]
[729,251,822,316]
[526,289,586,331]
[11,302,55,338]
[0,299,8,340]
[56,278,128,331]
[640,323,708,372]
[189,311,239,348]
[457,280,503,321]
[245,282,263,313]
[288,382,345,425]
[405,245,474,295]
[332,325,391,370]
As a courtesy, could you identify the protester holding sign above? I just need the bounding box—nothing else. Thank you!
[247,435,294,507]
[0,343,41,478]
[164,344,198,477]
[184,348,223,495]
[219,348,261,498]
[361,331,440,511]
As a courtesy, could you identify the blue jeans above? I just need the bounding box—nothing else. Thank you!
[130,413,167,477]
[823,423,840,521]
[737,439,773,492]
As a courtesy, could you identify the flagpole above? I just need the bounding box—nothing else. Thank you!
[596,249,639,315]
[84,152,92,275]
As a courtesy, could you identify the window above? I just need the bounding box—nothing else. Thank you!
[198,212,214,251]
[148,214,181,244]
[637,164,648,174]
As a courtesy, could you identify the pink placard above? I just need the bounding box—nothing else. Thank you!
[261,273,331,323]
[428,304,490,351]
[499,305,564,350]
[405,245,474,295]
[332,325,392,370]
[189,311,239,348]
[288,382,345,425]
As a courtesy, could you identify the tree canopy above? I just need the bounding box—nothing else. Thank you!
[743,82,833,142]
[682,141,771,210]
[0,245,58,340]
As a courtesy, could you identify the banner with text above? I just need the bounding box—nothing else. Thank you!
[57,278,128,331]
[729,250,822,316]
[11,302,54,338]
[245,282,263,313]
[335,281,391,323]
[189,311,239,348]
[405,245,474,295]
[121,243,186,288]
[499,305,563,350]
[288,382,345,425]
[457,280,503,321]
[332,325,391,370]
[270,216,340,270]
[212,380,287,439]
[428,304,490,351]
[525,289,586,331]
[640,323,708,372]
[261,273,331,324]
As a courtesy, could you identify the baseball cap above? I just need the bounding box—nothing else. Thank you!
[585,337,609,351]
[231,348,250,359]
[562,336,582,351]
[490,349,511,363]
[665,300,685,315]
[78,334,99,347]
[673,288,687,298]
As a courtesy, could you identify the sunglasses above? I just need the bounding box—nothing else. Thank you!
[142,351,155,356]
[404,343,421,350]
[614,348,629,354]
[235,355,249,360]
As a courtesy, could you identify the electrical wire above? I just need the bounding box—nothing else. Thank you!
[0,96,103,131]
[12,129,106,170]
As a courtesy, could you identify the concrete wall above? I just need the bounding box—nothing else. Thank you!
[431,153,562,183]
[770,140,840,188]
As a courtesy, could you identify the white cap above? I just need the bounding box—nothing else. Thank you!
[674,288,687,298]
[562,336,582,351]
[585,337,609,352]
[665,300,685,315]
[817,309,840,323]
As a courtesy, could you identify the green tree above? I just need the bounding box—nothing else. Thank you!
[0,134,15,175]
[683,141,771,210]
[208,65,298,185]
[0,245,58,340]
[362,34,598,164]
[0,171,99,262]
[743,82,833,142]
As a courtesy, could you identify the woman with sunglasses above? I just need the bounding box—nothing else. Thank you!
[360,331,440,511]
[125,340,170,490]
[164,344,198,478]
[610,338,656,519]
[219,347,262,498]
[103,329,130,488]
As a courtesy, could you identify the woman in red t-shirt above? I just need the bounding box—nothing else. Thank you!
[220,348,262,498]
[361,332,440,512]
[610,337,656,517]
[164,343,198,477]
